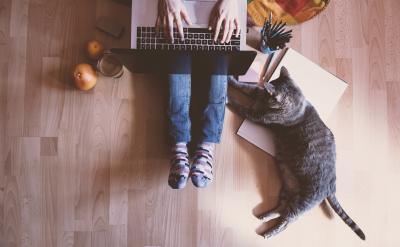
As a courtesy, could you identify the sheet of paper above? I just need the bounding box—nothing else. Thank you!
[237,48,348,156]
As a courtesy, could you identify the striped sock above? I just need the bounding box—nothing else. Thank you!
[168,142,190,189]
[190,142,215,188]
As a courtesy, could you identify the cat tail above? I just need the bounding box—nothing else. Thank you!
[327,195,366,240]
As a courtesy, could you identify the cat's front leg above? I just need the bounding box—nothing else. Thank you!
[228,76,263,97]
[227,98,264,124]
[226,96,242,112]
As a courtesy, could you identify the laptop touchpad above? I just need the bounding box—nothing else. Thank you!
[184,0,217,25]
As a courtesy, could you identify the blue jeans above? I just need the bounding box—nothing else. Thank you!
[168,73,228,144]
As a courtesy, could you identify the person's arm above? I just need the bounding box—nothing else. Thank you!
[156,0,192,43]
[209,0,240,43]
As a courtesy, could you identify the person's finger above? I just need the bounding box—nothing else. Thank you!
[214,16,224,41]
[155,17,159,32]
[208,15,216,31]
[155,16,162,34]
[181,6,192,25]
[155,16,160,28]
[168,13,174,43]
[174,12,184,41]
[221,18,229,43]
[234,18,240,37]
[157,0,167,34]
[226,20,235,43]
[163,15,169,41]
[208,8,217,30]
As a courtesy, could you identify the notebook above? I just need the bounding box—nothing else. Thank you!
[236,47,347,156]
[238,46,286,83]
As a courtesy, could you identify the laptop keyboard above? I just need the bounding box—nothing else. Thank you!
[136,27,241,51]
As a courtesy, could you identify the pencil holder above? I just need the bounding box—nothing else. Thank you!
[260,39,276,55]
[260,12,292,54]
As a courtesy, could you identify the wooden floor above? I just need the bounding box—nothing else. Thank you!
[1,0,399,246]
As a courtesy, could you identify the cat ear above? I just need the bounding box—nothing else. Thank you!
[279,66,290,78]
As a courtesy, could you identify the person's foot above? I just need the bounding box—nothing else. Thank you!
[190,143,214,188]
[168,143,190,189]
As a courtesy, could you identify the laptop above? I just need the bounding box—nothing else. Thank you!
[110,48,256,75]
[112,0,255,75]
[130,0,248,51]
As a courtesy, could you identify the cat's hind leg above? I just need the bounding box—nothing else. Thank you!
[258,190,289,222]
[259,194,298,238]
[258,165,302,222]
[261,217,290,239]
[258,203,285,222]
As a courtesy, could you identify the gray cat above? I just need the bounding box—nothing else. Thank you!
[227,66,365,240]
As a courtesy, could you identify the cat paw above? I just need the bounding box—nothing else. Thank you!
[257,212,281,222]
[226,95,232,105]
[257,215,270,222]
[228,76,239,86]
[226,95,241,107]
[257,231,271,239]
[262,233,271,239]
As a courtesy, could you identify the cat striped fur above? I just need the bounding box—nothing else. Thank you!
[327,195,365,240]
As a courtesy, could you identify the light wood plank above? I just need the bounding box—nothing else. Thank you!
[40,57,64,137]
[41,156,58,247]
[1,0,400,246]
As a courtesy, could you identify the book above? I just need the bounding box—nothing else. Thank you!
[236,47,347,156]
[238,47,286,84]
[238,46,269,83]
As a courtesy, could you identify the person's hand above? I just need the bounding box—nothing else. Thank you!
[156,0,192,43]
[209,0,240,43]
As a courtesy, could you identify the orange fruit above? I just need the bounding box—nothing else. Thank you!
[87,40,104,60]
[73,63,97,91]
